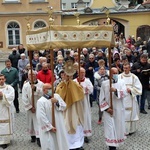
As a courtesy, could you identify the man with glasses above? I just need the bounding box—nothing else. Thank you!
[85,54,98,107]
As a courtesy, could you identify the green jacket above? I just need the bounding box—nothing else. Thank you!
[1,67,19,91]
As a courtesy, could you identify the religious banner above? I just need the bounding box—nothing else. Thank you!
[26,25,115,50]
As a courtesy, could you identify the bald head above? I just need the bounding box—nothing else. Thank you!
[111,67,119,82]
[110,67,118,75]
[43,83,52,94]
[79,67,86,79]
[43,83,52,90]
[80,67,85,73]
[28,70,36,76]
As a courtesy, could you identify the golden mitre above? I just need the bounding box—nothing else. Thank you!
[64,60,77,76]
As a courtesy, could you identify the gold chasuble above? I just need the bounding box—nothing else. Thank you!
[56,80,84,108]
[56,80,84,134]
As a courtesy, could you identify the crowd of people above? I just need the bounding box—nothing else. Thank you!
[0,34,150,150]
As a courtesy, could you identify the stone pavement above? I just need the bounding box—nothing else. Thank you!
[0,97,150,150]
[0,62,150,150]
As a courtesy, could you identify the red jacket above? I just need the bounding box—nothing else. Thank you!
[37,70,52,83]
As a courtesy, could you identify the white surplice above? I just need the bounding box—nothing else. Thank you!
[22,80,43,138]
[74,78,93,137]
[119,72,142,134]
[99,79,127,147]
[36,93,69,150]
[0,84,14,145]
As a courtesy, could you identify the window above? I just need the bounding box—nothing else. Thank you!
[71,3,77,9]
[32,0,46,2]
[4,0,20,2]
[34,21,46,29]
[29,0,48,4]
[62,3,66,10]
[85,2,90,7]
[7,22,20,46]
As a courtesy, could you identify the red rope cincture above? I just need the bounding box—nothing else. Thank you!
[106,138,125,143]
[100,102,108,108]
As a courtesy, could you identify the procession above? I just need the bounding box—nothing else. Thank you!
[0,0,150,150]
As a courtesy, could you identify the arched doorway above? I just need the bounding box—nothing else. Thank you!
[111,19,125,36]
[137,25,150,41]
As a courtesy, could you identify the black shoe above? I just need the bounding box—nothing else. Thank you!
[109,146,116,150]
[1,144,8,149]
[16,110,20,113]
[140,110,148,114]
[148,106,150,109]
[79,147,84,150]
[37,138,41,147]
[76,147,84,150]
[129,132,134,136]
[84,137,89,143]
[31,136,36,143]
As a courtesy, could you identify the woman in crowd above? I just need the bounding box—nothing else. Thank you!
[94,66,109,124]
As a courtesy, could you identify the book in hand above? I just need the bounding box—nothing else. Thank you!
[141,69,150,75]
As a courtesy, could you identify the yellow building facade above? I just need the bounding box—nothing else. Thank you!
[0,0,61,51]
[62,0,150,41]
[0,0,150,52]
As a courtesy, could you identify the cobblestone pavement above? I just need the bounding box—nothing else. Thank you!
[0,62,150,150]
[0,97,150,150]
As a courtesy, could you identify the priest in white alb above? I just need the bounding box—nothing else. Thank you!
[99,68,127,150]
[0,74,15,149]
[36,83,69,150]
[118,63,142,135]
[56,60,84,150]
[22,70,44,147]
[74,67,93,143]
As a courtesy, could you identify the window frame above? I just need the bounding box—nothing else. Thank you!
[71,3,77,9]
[62,3,66,10]
[33,20,47,30]
[7,22,21,47]
[3,0,20,3]
[29,0,47,3]
[85,2,90,7]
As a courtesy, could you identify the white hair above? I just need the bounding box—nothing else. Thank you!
[20,53,25,57]
[28,70,37,76]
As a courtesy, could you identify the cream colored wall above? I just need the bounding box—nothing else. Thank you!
[0,0,61,51]
[62,12,150,39]
[89,0,117,8]
[0,16,47,50]
[112,12,150,38]
[0,0,60,12]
